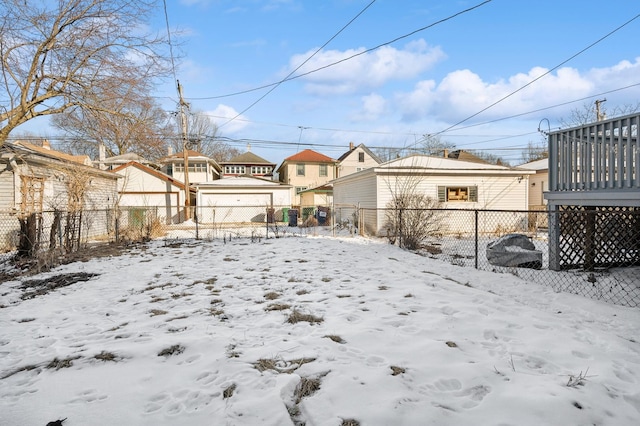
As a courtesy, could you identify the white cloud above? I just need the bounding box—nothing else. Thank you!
[286,39,445,96]
[350,93,387,122]
[206,105,250,134]
[395,63,628,123]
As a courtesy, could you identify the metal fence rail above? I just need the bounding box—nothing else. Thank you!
[1,205,638,307]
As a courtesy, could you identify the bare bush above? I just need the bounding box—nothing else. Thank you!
[384,194,443,250]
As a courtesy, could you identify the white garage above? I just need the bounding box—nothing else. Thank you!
[194,176,292,223]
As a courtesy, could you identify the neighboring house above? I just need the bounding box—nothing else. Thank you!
[111,161,191,224]
[544,112,640,271]
[220,150,276,178]
[333,154,533,236]
[277,149,337,205]
[336,143,382,178]
[160,149,222,184]
[519,158,549,210]
[0,141,119,251]
[193,176,291,224]
[101,152,159,171]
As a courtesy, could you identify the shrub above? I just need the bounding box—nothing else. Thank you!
[384,194,443,250]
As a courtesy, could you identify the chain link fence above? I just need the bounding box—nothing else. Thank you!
[1,205,638,307]
[360,207,640,308]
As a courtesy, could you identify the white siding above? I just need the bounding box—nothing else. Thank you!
[0,164,15,210]
[335,165,530,236]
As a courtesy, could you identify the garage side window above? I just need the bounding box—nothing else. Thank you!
[437,186,478,202]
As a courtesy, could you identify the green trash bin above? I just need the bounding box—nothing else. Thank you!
[282,207,289,224]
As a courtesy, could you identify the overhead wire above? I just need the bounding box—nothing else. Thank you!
[190,0,493,101]
[217,0,378,130]
[421,12,640,143]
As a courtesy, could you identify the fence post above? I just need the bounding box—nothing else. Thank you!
[398,208,402,248]
[475,210,479,269]
[195,208,199,240]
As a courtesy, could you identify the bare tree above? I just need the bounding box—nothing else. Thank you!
[0,0,173,147]
[520,140,548,164]
[170,111,240,162]
[51,73,174,160]
[418,134,456,157]
[560,101,640,127]
[373,136,456,163]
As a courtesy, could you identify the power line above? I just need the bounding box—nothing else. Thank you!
[426,12,640,141]
[191,0,493,101]
[162,0,180,96]
[438,82,640,133]
[218,0,378,130]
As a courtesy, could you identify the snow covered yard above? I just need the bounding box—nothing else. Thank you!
[1,236,639,426]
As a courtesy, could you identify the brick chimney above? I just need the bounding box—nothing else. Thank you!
[41,140,51,150]
[168,146,173,156]
[349,142,354,150]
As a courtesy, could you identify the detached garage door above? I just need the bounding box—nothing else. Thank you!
[198,192,273,223]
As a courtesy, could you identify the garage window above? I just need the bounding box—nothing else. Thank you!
[437,186,478,202]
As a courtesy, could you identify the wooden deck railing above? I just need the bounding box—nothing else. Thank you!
[548,112,639,192]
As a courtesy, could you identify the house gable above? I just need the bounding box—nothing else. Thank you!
[337,143,382,178]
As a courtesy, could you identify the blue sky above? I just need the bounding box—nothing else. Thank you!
[24,0,640,164]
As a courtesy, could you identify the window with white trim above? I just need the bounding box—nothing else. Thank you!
[295,186,308,194]
[319,163,327,177]
[296,164,305,176]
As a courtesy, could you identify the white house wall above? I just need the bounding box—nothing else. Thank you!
[528,172,548,209]
[338,148,379,177]
[335,170,530,236]
[115,166,185,224]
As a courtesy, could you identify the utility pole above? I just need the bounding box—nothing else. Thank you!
[595,98,606,122]
[177,80,191,220]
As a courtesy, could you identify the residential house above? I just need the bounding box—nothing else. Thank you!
[100,152,159,171]
[193,176,291,224]
[544,112,640,271]
[336,142,382,178]
[111,161,191,224]
[276,149,337,205]
[160,149,222,184]
[519,158,549,210]
[0,141,119,251]
[333,154,533,236]
[220,150,276,178]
